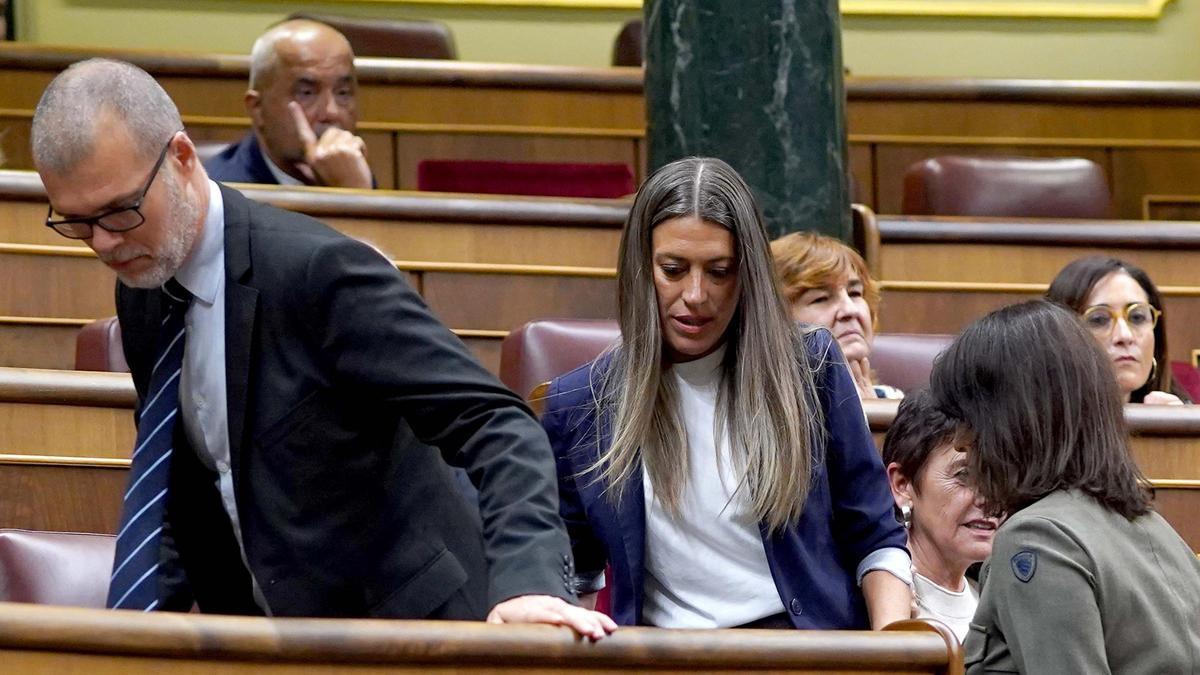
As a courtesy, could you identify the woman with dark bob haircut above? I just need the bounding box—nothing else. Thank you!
[930,300,1200,673]
[1045,255,1188,404]
[542,157,911,630]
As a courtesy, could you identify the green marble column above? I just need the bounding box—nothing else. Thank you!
[644,0,850,240]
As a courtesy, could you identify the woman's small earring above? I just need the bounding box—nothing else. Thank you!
[901,503,913,530]
[1150,357,1159,382]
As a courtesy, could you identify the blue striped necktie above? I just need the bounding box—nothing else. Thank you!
[107,279,191,611]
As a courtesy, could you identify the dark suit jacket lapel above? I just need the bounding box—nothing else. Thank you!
[220,185,259,475]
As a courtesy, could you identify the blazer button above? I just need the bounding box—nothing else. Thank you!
[789,598,803,616]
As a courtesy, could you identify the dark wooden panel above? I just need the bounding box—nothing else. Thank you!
[0,462,124,533]
[1111,148,1200,219]
[1146,198,1200,222]
[1152,487,1200,553]
[460,335,503,377]
[848,143,875,210]
[422,273,616,333]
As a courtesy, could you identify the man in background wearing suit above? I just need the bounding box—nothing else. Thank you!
[32,58,613,639]
[205,19,374,189]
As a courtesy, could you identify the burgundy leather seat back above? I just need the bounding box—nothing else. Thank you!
[0,529,115,607]
[417,160,636,199]
[500,319,619,400]
[612,19,643,67]
[871,333,955,393]
[501,319,952,400]
[901,155,1113,219]
[75,316,129,373]
[287,12,457,60]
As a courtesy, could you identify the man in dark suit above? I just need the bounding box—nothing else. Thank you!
[32,58,613,638]
[205,19,374,189]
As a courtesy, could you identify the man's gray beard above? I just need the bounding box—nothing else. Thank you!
[117,173,201,289]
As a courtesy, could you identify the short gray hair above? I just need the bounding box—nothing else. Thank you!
[31,58,182,174]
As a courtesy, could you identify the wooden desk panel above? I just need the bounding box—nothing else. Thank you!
[0,322,81,370]
[421,272,616,333]
[1145,195,1200,222]
[394,132,640,192]
[879,242,1200,286]
[879,289,1200,364]
[0,461,125,533]
[324,218,621,269]
[872,217,1200,359]
[0,248,113,320]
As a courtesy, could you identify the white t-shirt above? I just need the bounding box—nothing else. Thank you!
[913,571,979,642]
[641,347,785,628]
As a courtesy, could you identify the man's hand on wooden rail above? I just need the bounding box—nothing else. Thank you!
[486,594,618,640]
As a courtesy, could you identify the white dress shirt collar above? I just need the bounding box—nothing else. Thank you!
[174,180,224,305]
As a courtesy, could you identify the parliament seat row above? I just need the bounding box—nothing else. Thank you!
[3,170,1200,375]
[1,338,1198,549]
[3,43,1200,216]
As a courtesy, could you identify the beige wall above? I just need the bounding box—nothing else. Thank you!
[13,0,1200,79]
[13,0,640,68]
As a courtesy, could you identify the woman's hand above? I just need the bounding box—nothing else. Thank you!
[1143,391,1184,405]
[848,357,878,400]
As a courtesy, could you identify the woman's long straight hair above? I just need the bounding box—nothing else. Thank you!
[589,157,825,533]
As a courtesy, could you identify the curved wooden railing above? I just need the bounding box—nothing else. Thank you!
[9,43,1200,104]
[876,216,1200,249]
[863,398,1200,437]
[0,367,134,408]
[0,603,962,674]
[0,43,646,93]
[0,170,631,229]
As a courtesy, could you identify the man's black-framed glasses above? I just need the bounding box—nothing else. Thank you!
[44,131,180,240]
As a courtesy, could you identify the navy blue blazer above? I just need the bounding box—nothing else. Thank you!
[204,133,277,185]
[204,133,378,188]
[541,327,907,629]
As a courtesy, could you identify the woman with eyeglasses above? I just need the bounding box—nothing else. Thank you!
[1045,256,1189,405]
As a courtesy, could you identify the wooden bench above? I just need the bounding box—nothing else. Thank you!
[0,604,963,674]
[863,400,1200,552]
[861,215,1200,362]
[0,170,626,372]
[6,44,1200,217]
[0,43,645,193]
[0,368,1194,554]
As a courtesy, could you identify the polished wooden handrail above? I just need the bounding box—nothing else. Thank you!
[0,602,959,671]
[0,368,135,407]
[0,43,645,93]
[847,77,1200,105]
[863,398,1200,436]
[877,216,1200,248]
[8,43,1200,106]
[0,170,632,228]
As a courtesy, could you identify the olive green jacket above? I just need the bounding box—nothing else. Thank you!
[966,489,1200,674]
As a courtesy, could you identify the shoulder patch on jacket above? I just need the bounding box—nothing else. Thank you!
[1010,550,1037,583]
